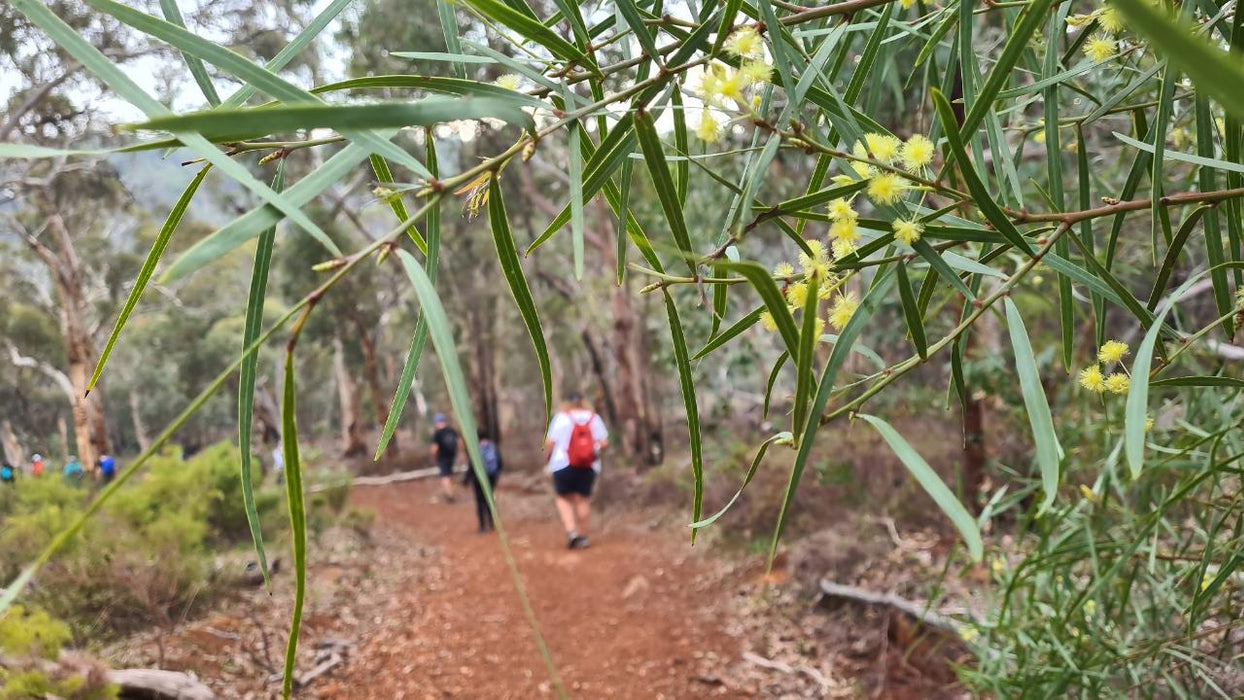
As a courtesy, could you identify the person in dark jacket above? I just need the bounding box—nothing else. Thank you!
[463,429,503,533]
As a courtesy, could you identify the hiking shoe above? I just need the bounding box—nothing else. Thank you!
[570,535,590,550]
[566,531,579,549]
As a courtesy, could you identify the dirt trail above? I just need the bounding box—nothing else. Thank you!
[327,477,738,698]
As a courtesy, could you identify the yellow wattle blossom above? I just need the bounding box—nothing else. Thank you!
[864,132,902,164]
[1084,600,1097,618]
[773,262,795,278]
[1097,340,1130,364]
[759,310,778,332]
[827,197,857,221]
[799,239,831,279]
[867,173,906,205]
[696,109,721,143]
[813,316,826,339]
[697,68,721,102]
[724,26,764,59]
[892,218,924,246]
[829,217,860,243]
[739,60,773,86]
[1079,484,1099,504]
[786,282,809,308]
[1079,365,1107,393]
[829,292,859,330]
[900,0,916,8]
[850,143,875,178]
[958,626,979,643]
[1145,416,1155,432]
[1104,373,1130,394]
[1084,33,1117,62]
[715,69,746,102]
[1065,12,1096,27]
[1234,285,1244,310]
[901,134,935,170]
[817,279,836,299]
[831,238,857,260]
[494,74,522,91]
[991,558,1006,575]
[1098,7,1125,33]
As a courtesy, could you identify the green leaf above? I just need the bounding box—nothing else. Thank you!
[567,119,585,279]
[136,99,533,140]
[432,2,467,78]
[389,50,495,64]
[858,414,983,562]
[237,163,284,593]
[461,0,594,68]
[375,135,441,460]
[88,165,210,393]
[1003,299,1061,514]
[960,0,1058,137]
[616,0,664,67]
[162,140,379,282]
[1111,0,1244,119]
[312,74,552,109]
[692,306,762,360]
[635,111,696,273]
[279,350,307,700]
[8,0,334,256]
[158,0,220,106]
[896,262,927,359]
[1196,94,1236,337]
[769,271,896,568]
[690,432,790,529]
[791,275,820,437]
[1149,205,1210,310]
[489,176,553,425]
[1150,375,1244,388]
[664,291,704,543]
[222,0,354,108]
[395,248,563,693]
[932,89,1035,256]
[714,261,801,360]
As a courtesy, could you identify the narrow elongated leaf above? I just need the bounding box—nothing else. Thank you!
[433,0,467,78]
[162,141,381,282]
[8,0,334,256]
[769,271,896,568]
[1126,274,1213,477]
[376,135,441,459]
[158,0,220,106]
[635,111,696,273]
[616,0,663,66]
[567,120,585,279]
[693,306,762,360]
[859,414,983,561]
[792,275,820,437]
[311,74,552,108]
[1151,376,1244,388]
[489,176,553,424]
[960,0,1058,137]
[222,0,354,107]
[237,163,284,592]
[1149,205,1209,309]
[932,89,1035,256]
[136,99,533,140]
[1004,299,1061,514]
[1196,95,1235,337]
[664,291,704,543]
[279,350,307,700]
[396,249,563,693]
[690,432,790,529]
[89,165,210,392]
[461,0,594,68]
[896,263,927,359]
[714,261,800,360]
[1111,0,1244,119]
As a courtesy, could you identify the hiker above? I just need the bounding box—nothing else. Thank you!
[271,446,285,485]
[63,455,84,483]
[1,461,15,486]
[98,454,117,484]
[30,453,44,478]
[430,413,460,503]
[463,428,503,533]
[544,391,608,549]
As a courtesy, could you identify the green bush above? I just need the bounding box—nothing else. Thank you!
[0,606,116,699]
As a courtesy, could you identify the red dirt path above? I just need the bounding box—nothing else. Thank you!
[326,477,738,698]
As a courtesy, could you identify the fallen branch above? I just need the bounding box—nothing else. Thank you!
[742,651,830,690]
[307,466,440,493]
[819,580,962,635]
[107,668,216,699]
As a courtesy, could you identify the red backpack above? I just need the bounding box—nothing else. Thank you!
[566,413,597,469]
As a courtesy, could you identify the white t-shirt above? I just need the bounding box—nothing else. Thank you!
[545,410,608,473]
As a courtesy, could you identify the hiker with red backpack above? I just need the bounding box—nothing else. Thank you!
[544,391,608,549]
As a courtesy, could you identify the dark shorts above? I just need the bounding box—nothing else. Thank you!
[552,468,596,497]
[437,459,455,477]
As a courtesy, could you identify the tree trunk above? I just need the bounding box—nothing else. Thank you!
[610,282,663,466]
[333,336,366,457]
[467,301,501,442]
[1,420,23,467]
[23,213,111,470]
[128,390,151,453]
[56,415,69,463]
[355,318,399,456]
